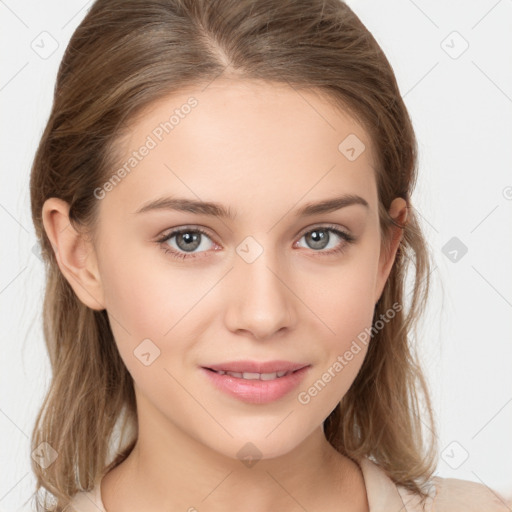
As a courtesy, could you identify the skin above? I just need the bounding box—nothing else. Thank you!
[42,79,407,512]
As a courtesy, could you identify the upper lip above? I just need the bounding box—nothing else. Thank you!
[204,360,309,374]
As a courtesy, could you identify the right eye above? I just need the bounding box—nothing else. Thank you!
[156,227,217,260]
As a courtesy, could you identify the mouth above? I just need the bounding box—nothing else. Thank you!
[200,362,311,404]
[203,367,301,380]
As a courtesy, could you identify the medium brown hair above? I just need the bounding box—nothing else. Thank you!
[29,0,438,509]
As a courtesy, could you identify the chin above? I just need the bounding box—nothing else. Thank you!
[215,430,307,464]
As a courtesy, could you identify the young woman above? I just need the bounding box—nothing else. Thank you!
[29,0,509,511]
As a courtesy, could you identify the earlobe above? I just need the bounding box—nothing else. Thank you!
[41,198,106,311]
[374,198,408,305]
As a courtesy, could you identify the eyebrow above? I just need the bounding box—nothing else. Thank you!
[134,194,369,219]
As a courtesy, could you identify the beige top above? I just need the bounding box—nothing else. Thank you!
[68,456,510,511]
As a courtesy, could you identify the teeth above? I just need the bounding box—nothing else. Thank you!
[243,372,267,380]
[213,370,292,380]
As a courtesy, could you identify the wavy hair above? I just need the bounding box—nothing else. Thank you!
[29,0,438,509]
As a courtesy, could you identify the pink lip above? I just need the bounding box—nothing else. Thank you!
[200,363,311,404]
[204,360,309,374]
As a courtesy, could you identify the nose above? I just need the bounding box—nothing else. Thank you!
[223,246,296,340]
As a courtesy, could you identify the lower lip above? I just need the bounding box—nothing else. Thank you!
[200,366,311,404]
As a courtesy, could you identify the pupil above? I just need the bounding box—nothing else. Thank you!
[178,232,200,252]
[308,229,328,249]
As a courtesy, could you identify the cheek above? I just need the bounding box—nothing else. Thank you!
[304,254,379,341]
[98,244,220,387]
[295,276,375,419]
[99,255,199,406]
[296,251,378,399]
[99,239,212,336]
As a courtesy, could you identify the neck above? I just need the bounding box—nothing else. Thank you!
[101,395,368,512]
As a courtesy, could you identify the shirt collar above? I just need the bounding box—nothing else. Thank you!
[358,456,409,511]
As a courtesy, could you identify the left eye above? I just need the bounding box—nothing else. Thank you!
[156,225,355,260]
[295,226,353,252]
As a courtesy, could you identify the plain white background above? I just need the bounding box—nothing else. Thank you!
[1,0,511,510]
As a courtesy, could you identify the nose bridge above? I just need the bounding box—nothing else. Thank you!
[225,234,295,338]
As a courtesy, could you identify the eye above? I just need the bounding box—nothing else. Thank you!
[295,225,355,256]
[156,224,356,261]
[156,227,216,260]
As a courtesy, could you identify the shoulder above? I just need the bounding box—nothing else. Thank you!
[359,457,510,512]
[427,475,511,512]
[396,475,511,512]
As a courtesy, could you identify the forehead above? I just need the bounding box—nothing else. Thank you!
[102,79,378,220]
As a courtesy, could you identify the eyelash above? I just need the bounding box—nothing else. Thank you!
[156,224,356,261]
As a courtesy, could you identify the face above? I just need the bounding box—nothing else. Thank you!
[49,79,404,463]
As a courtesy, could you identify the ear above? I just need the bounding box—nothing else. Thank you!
[374,197,408,305]
[41,197,106,311]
